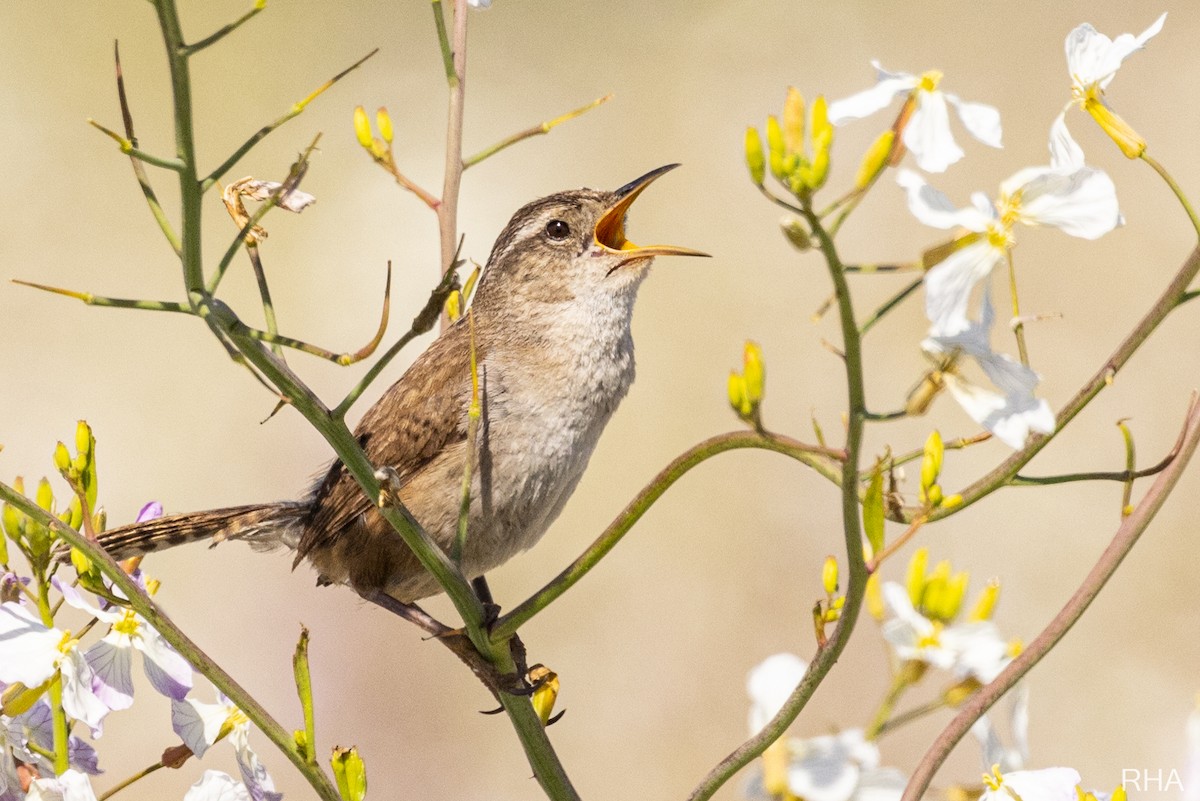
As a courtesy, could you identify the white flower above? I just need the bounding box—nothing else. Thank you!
[25,769,98,801]
[981,767,1080,801]
[897,147,1119,338]
[881,582,1010,678]
[744,729,905,801]
[173,690,282,801]
[1056,14,1166,160]
[467,0,492,7]
[185,770,253,801]
[746,653,808,735]
[57,581,192,709]
[829,62,1001,173]
[0,604,108,733]
[1,697,102,785]
[923,293,1056,450]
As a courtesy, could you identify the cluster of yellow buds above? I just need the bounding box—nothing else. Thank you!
[353,105,394,162]
[919,431,962,510]
[813,556,845,645]
[745,88,834,200]
[727,341,766,429]
[905,546,999,625]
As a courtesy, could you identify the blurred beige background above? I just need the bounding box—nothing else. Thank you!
[3,2,1199,799]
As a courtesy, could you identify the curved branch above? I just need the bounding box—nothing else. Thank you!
[902,394,1200,801]
[490,431,844,641]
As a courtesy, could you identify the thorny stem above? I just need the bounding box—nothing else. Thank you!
[902,396,1200,801]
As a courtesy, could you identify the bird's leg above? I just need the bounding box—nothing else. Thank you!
[471,575,502,629]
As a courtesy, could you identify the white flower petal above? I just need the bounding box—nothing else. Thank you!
[1017,167,1121,240]
[184,771,252,801]
[897,171,991,231]
[0,603,61,687]
[84,638,134,711]
[944,372,1054,449]
[905,91,963,173]
[171,696,231,758]
[993,768,1082,801]
[945,95,1003,148]
[855,768,906,801]
[786,731,880,801]
[27,770,98,801]
[746,653,808,734]
[1049,111,1086,171]
[827,72,915,125]
[1066,14,1166,90]
[923,240,1002,338]
[941,621,1008,681]
[231,727,283,801]
[134,627,193,700]
[58,650,109,733]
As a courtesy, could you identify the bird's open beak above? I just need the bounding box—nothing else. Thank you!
[594,164,710,259]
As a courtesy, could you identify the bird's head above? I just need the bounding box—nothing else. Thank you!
[472,165,708,315]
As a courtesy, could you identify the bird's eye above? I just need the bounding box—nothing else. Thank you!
[545,219,571,240]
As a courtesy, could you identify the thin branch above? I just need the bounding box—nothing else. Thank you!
[86,118,185,171]
[437,0,469,332]
[462,94,613,169]
[334,266,457,418]
[11,280,191,314]
[200,50,378,192]
[902,394,1200,801]
[181,0,266,55]
[860,277,923,335]
[430,0,455,82]
[491,431,844,642]
[112,41,181,255]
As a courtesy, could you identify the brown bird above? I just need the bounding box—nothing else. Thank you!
[92,165,706,603]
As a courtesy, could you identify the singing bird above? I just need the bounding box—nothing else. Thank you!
[93,165,707,603]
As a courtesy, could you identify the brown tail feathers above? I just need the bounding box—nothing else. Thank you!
[91,502,309,561]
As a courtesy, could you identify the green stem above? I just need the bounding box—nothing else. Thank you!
[491,431,843,642]
[874,696,948,738]
[865,670,913,740]
[436,0,468,331]
[1141,152,1200,240]
[33,569,70,775]
[181,1,264,55]
[1006,250,1030,366]
[430,0,455,83]
[97,761,165,801]
[10,281,191,314]
[860,277,923,336]
[247,245,283,358]
[462,94,612,169]
[902,398,1200,801]
[686,209,870,801]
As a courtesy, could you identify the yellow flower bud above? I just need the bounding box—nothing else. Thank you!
[75,420,92,458]
[445,290,462,322]
[865,573,885,621]
[35,478,53,513]
[727,372,752,420]
[765,116,785,180]
[1084,89,1145,159]
[53,442,71,473]
[783,87,805,156]
[331,746,367,801]
[2,680,51,717]
[352,106,373,150]
[967,580,1000,622]
[938,570,968,620]
[528,665,560,726]
[810,95,832,147]
[943,677,982,707]
[905,547,928,607]
[742,341,765,405]
[70,547,93,578]
[920,430,944,496]
[1110,785,1127,801]
[375,107,393,144]
[744,127,766,186]
[821,556,839,595]
[855,130,895,189]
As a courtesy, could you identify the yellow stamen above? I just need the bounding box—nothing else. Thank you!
[918,70,944,93]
